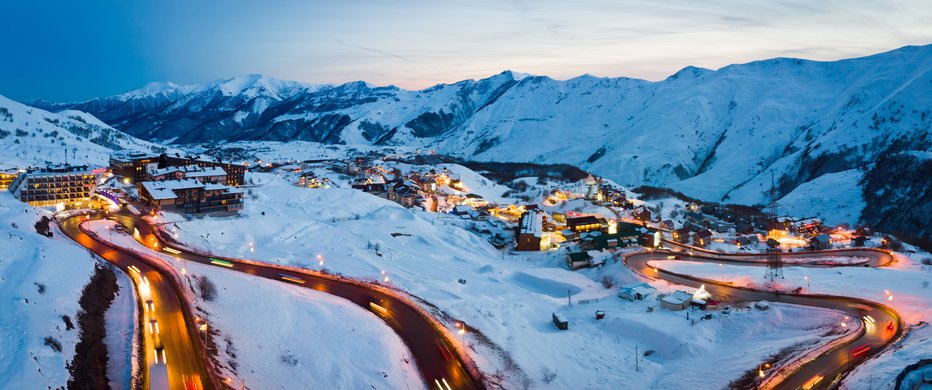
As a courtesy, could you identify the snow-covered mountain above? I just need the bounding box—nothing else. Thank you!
[0,94,167,169]
[33,46,932,235]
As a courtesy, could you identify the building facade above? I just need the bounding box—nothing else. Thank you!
[8,165,97,206]
[110,152,246,186]
[138,179,243,214]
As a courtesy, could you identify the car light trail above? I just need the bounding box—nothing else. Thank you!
[209,258,234,268]
[279,273,305,284]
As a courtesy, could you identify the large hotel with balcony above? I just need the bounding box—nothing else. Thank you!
[7,165,98,206]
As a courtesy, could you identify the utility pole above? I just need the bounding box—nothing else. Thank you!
[635,345,639,372]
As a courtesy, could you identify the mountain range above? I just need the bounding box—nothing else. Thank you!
[28,45,932,242]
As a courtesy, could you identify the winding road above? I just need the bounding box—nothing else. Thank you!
[59,213,212,390]
[626,240,902,390]
[111,209,484,390]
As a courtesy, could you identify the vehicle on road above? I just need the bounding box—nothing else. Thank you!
[209,257,234,268]
[850,344,870,357]
[279,273,305,284]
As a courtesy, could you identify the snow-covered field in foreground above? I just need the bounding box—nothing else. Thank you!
[162,172,851,388]
[186,260,424,390]
[87,219,424,390]
[655,253,932,389]
[0,192,97,388]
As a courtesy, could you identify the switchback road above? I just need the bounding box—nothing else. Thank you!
[625,244,901,390]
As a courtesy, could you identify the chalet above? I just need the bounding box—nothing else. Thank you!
[566,215,606,233]
[810,233,832,250]
[387,180,420,207]
[451,205,479,219]
[793,218,823,235]
[618,282,657,301]
[515,210,550,251]
[660,220,675,230]
[694,229,714,247]
[137,179,243,214]
[566,251,593,270]
[736,235,760,247]
[611,195,628,207]
[672,227,692,243]
[683,211,703,224]
[661,291,693,311]
[632,207,652,223]
[735,219,755,234]
[351,175,387,192]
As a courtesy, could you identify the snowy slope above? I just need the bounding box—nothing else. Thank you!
[34,46,932,223]
[158,172,852,389]
[0,192,98,388]
[0,94,167,169]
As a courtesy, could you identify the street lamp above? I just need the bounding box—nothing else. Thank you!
[457,322,468,350]
[719,263,724,283]
[804,276,810,293]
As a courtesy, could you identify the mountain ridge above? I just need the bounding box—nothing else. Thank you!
[26,45,932,237]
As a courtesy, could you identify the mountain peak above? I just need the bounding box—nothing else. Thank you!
[665,66,712,81]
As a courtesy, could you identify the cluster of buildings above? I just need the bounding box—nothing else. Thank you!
[109,152,246,186]
[110,152,246,214]
[2,152,247,215]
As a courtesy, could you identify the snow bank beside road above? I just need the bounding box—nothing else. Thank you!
[0,193,98,388]
[186,262,425,390]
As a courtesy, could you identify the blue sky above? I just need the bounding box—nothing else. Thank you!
[2,0,930,102]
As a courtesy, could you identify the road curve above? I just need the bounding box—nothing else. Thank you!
[121,211,484,390]
[58,213,213,390]
[625,247,902,390]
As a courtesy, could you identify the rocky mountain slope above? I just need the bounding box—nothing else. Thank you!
[33,46,932,236]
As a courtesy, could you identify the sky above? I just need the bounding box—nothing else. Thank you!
[1,0,930,102]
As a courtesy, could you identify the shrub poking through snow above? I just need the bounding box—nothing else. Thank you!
[195,275,218,301]
[43,336,62,352]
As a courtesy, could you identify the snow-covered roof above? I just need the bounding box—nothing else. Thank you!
[140,181,179,200]
[185,166,226,178]
[519,211,543,237]
[661,290,693,305]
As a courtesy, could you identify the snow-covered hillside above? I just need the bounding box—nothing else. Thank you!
[34,45,932,231]
[0,192,98,388]
[0,94,166,169]
[155,172,853,389]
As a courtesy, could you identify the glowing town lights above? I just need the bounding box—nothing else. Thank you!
[383,276,390,283]
[249,242,254,253]
[200,324,208,332]
[840,322,848,327]
[181,268,187,275]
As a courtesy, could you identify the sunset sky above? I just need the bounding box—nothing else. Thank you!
[3,0,931,101]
